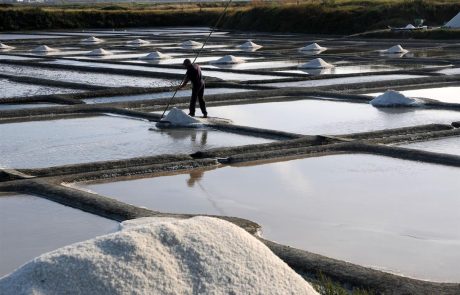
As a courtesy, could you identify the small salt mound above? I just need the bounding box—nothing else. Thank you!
[298,58,334,69]
[384,44,409,54]
[0,43,14,50]
[181,40,203,47]
[238,41,262,49]
[370,90,421,107]
[140,51,171,60]
[159,107,201,126]
[212,55,245,64]
[31,45,58,53]
[86,48,113,56]
[0,217,318,295]
[127,39,150,45]
[405,24,416,29]
[81,36,103,43]
[299,42,327,51]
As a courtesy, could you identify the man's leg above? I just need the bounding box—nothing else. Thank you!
[197,84,207,117]
[189,87,198,116]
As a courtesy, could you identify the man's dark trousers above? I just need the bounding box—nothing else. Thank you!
[189,83,207,116]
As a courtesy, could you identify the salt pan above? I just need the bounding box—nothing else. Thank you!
[299,43,327,52]
[0,217,318,295]
[86,48,113,56]
[140,51,171,60]
[127,39,150,45]
[382,45,409,54]
[238,41,262,49]
[298,58,334,69]
[31,45,58,53]
[370,90,422,107]
[181,40,203,47]
[211,55,245,64]
[81,36,103,44]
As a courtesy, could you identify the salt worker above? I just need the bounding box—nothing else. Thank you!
[178,58,207,118]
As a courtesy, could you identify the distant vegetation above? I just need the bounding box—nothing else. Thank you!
[1,0,460,35]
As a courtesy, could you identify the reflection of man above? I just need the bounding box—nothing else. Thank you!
[187,169,205,187]
[178,59,207,118]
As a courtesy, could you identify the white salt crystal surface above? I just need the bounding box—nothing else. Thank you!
[0,216,318,295]
[158,107,202,127]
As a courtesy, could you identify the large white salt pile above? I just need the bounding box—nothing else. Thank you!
[0,216,318,295]
[127,39,150,45]
[81,36,103,44]
[298,58,334,69]
[212,55,245,64]
[181,40,203,47]
[383,44,409,54]
[86,48,113,56]
[238,41,262,49]
[158,107,202,127]
[0,43,14,50]
[31,45,58,53]
[370,90,422,107]
[140,51,171,60]
[299,42,327,52]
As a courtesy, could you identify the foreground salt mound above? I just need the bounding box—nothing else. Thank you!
[127,38,150,45]
[158,107,201,127]
[299,42,327,51]
[238,41,262,49]
[299,58,334,69]
[141,51,171,60]
[370,90,422,107]
[0,43,14,50]
[86,48,113,56]
[81,36,103,43]
[0,217,318,295]
[31,45,58,53]
[181,40,203,47]
[212,55,245,64]
[383,44,409,54]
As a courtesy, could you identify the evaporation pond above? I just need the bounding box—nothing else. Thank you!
[368,86,460,104]
[81,154,460,282]
[0,64,173,88]
[0,79,81,98]
[401,137,460,156]
[0,116,270,168]
[205,99,460,135]
[0,194,118,277]
[0,103,60,111]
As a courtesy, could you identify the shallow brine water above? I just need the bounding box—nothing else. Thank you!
[0,116,270,169]
[0,103,59,110]
[369,87,460,104]
[204,99,460,135]
[401,137,460,156]
[0,79,81,98]
[278,64,399,75]
[80,154,460,282]
[0,194,118,277]
[0,64,174,88]
[83,88,253,104]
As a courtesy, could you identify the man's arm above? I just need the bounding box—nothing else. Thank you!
[178,77,190,89]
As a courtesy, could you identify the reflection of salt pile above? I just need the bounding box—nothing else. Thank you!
[383,45,409,54]
[181,40,203,47]
[238,41,262,49]
[31,45,58,53]
[86,48,113,56]
[370,90,422,107]
[0,43,14,50]
[212,55,245,64]
[127,39,150,45]
[0,217,318,295]
[140,51,171,60]
[81,36,103,44]
[298,58,334,69]
[158,107,201,127]
[299,42,327,52]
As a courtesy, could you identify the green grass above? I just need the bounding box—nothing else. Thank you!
[313,272,375,295]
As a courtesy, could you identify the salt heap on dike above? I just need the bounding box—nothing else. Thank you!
[81,36,103,44]
[238,41,262,49]
[404,24,416,29]
[157,107,201,127]
[86,48,113,56]
[370,90,422,107]
[181,40,203,47]
[383,44,409,54]
[0,43,14,50]
[141,51,171,60]
[0,217,319,295]
[127,39,150,45]
[299,42,327,52]
[31,45,58,53]
[298,58,334,69]
[212,55,245,64]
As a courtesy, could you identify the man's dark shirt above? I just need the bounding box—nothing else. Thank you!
[186,64,204,88]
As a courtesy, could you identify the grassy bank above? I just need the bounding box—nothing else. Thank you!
[1,0,460,35]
